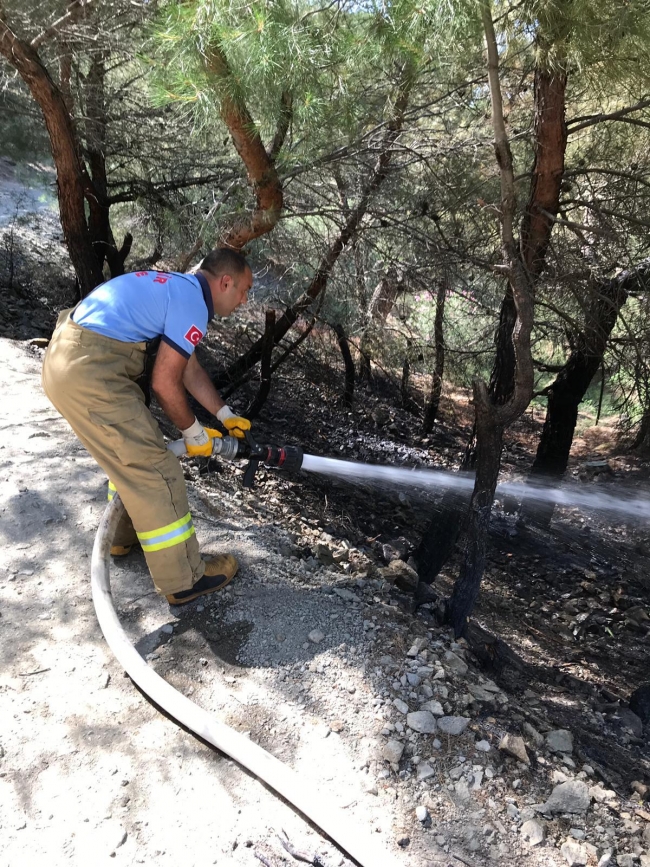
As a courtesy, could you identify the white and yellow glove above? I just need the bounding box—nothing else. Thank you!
[216,405,251,440]
[181,418,223,457]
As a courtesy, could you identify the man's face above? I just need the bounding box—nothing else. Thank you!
[214,267,253,316]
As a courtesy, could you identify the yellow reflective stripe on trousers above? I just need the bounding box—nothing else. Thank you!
[107,481,117,502]
[136,512,195,553]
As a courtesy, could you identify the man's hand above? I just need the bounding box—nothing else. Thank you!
[217,405,251,439]
[182,418,223,456]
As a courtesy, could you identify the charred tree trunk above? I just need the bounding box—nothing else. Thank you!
[422,277,447,433]
[246,310,276,419]
[415,22,566,610]
[400,338,419,415]
[217,67,414,390]
[333,323,355,407]
[448,395,503,635]
[521,264,644,526]
[0,10,103,294]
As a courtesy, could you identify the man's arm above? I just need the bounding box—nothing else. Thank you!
[150,341,195,430]
[182,353,226,418]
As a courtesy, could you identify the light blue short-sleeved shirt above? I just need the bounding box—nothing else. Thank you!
[72,270,214,359]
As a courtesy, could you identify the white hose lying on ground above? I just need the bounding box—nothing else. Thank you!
[91,494,404,867]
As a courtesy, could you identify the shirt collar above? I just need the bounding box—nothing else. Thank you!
[195,272,214,321]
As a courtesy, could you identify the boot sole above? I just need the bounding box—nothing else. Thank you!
[166,572,235,606]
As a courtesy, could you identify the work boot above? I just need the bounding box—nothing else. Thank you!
[110,544,134,557]
[110,539,141,557]
[166,554,238,605]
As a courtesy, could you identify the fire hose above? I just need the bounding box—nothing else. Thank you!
[91,434,404,867]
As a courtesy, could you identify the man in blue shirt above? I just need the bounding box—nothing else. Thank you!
[42,248,254,605]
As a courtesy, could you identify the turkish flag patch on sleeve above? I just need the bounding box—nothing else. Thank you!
[184,325,204,346]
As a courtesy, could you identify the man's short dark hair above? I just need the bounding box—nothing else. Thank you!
[200,248,249,278]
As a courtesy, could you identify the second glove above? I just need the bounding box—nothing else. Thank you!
[217,405,251,439]
[182,417,223,457]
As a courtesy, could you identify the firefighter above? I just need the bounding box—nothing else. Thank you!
[42,248,253,605]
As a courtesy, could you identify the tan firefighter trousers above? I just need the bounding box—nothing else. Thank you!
[42,309,205,596]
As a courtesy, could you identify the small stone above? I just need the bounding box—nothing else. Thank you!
[598,854,613,867]
[561,839,588,866]
[617,856,637,867]
[308,629,325,644]
[417,762,435,781]
[437,716,470,736]
[521,819,545,845]
[468,683,496,702]
[161,624,174,634]
[476,740,491,752]
[383,740,405,764]
[443,651,469,677]
[546,729,574,755]
[420,700,444,716]
[407,638,427,657]
[329,720,344,733]
[393,699,409,715]
[499,733,529,765]
[523,722,544,748]
[543,780,591,815]
[333,588,360,603]
[407,711,437,734]
[397,835,410,848]
[618,709,644,738]
[416,805,429,823]
[570,829,585,840]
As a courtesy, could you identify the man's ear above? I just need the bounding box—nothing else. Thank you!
[221,274,232,292]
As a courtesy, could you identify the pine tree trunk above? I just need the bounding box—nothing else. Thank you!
[333,323,355,407]
[422,277,447,433]
[448,401,503,636]
[522,268,634,526]
[217,68,414,390]
[0,14,103,294]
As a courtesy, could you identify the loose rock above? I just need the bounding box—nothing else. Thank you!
[383,740,405,764]
[542,780,591,815]
[546,729,574,754]
[437,716,470,736]
[443,651,469,677]
[407,711,437,734]
[560,839,588,866]
[499,733,529,765]
[520,819,545,846]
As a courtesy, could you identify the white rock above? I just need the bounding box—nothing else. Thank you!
[407,711,437,734]
[382,740,405,764]
[416,805,429,823]
[393,698,409,714]
[420,700,444,716]
[417,762,435,781]
[161,624,174,634]
[543,780,591,815]
[521,819,545,845]
[499,733,529,765]
[476,739,491,752]
[407,638,427,657]
[597,854,613,867]
[561,839,587,866]
[617,856,637,867]
[308,629,325,643]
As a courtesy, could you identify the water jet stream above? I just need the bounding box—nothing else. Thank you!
[300,454,650,522]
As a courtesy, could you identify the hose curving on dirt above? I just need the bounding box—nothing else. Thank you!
[91,493,404,867]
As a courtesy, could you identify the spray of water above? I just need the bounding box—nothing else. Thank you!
[300,453,650,522]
